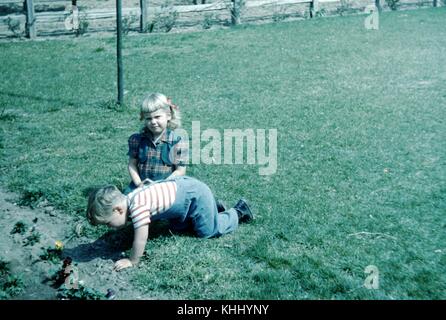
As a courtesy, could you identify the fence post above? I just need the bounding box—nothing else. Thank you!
[140,0,148,32]
[433,0,439,7]
[24,0,36,39]
[310,0,319,18]
[375,0,382,11]
[232,0,241,25]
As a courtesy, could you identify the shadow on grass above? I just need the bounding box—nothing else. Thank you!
[63,226,134,263]
[0,91,81,107]
[63,220,187,263]
[0,91,118,110]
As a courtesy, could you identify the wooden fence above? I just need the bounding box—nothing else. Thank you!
[0,0,443,39]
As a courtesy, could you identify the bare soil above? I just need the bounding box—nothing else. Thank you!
[0,188,152,300]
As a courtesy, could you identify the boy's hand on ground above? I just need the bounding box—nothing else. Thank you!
[113,258,133,271]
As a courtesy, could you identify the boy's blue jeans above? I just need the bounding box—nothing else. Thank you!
[151,176,239,238]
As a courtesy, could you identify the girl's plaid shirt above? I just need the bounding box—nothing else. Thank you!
[127,128,188,181]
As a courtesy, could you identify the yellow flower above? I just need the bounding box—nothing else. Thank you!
[55,241,64,250]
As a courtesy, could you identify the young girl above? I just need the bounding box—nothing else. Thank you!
[125,93,188,194]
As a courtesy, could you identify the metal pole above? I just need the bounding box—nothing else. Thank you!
[116,0,124,105]
[375,0,382,12]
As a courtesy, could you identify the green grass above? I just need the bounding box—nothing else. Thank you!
[1,8,445,299]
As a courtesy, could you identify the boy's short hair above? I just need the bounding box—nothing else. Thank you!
[86,185,124,225]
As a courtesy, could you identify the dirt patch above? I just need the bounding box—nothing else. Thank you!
[0,188,152,300]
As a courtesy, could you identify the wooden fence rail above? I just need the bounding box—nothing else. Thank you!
[0,0,442,39]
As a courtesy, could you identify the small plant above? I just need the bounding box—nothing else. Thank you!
[122,12,138,35]
[40,241,64,263]
[75,11,89,36]
[385,0,400,10]
[23,230,41,246]
[50,257,77,288]
[272,5,287,23]
[152,4,179,33]
[50,257,79,289]
[202,13,214,30]
[5,16,22,38]
[315,8,327,18]
[11,221,28,235]
[57,284,104,300]
[50,257,104,300]
[0,259,21,299]
[99,99,125,111]
[0,259,10,276]
[336,0,352,16]
[1,275,24,298]
[18,189,45,208]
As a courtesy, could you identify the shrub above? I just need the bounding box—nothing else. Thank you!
[151,5,179,33]
[336,0,352,16]
[75,12,89,37]
[122,12,138,35]
[5,17,22,38]
[202,13,214,30]
[386,0,400,10]
[272,6,287,23]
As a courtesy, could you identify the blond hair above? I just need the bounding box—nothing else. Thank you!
[140,93,181,129]
[86,185,125,226]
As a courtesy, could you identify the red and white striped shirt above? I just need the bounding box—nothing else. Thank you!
[128,181,177,229]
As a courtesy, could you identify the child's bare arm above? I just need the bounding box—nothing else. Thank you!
[130,225,149,264]
[128,158,142,187]
[167,166,186,179]
[113,225,149,271]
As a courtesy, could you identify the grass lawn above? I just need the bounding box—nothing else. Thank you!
[1,8,445,299]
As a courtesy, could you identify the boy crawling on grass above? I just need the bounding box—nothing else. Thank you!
[86,176,253,271]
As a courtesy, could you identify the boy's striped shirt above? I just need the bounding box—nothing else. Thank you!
[128,181,177,229]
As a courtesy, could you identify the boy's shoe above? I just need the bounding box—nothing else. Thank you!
[234,198,254,223]
[216,199,227,213]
